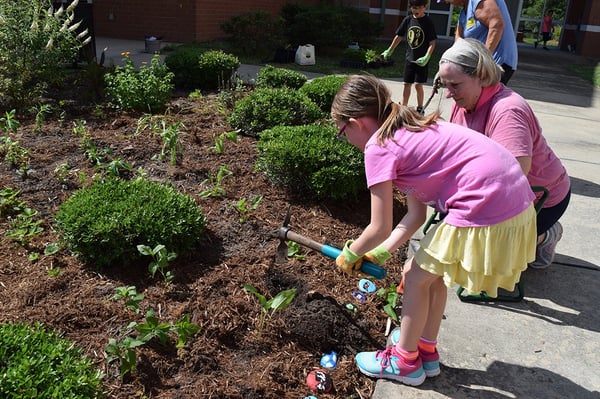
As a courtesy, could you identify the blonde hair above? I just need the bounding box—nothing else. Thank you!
[439,38,502,87]
[330,75,439,145]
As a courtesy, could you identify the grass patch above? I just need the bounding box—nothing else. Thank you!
[568,63,600,87]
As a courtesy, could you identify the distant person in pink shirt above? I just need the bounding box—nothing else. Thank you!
[539,9,554,50]
[329,74,536,385]
[438,38,571,269]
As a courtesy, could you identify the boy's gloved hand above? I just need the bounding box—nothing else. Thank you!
[381,47,394,60]
[415,53,431,66]
[335,240,363,276]
[363,244,392,265]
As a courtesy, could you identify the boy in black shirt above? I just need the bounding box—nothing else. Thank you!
[381,0,437,113]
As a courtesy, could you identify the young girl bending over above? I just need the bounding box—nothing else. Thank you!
[331,74,537,386]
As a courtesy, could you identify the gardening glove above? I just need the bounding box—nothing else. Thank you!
[335,240,364,277]
[363,244,392,266]
[415,53,431,66]
[381,47,394,60]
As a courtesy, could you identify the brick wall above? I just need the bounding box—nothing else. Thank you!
[93,0,318,42]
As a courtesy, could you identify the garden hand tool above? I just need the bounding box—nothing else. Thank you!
[421,72,444,113]
[274,206,387,280]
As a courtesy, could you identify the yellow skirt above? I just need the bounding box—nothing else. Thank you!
[415,204,537,298]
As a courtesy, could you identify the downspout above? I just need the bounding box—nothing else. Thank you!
[380,0,386,25]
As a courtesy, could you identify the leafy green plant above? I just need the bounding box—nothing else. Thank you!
[134,309,172,346]
[243,284,297,337]
[137,244,177,283]
[255,65,307,89]
[197,50,241,91]
[0,322,104,398]
[54,161,71,184]
[0,188,26,217]
[5,207,43,245]
[173,314,200,349]
[199,165,233,198]
[32,104,51,132]
[154,121,185,165]
[164,44,205,89]
[299,75,349,112]
[0,109,20,136]
[221,11,286,57]
[104,53,174,113]
[256,123,366,200]
[228,87,324,136]
[0,0,90,109]
[55,177,206,269]
[376,283,400,322]
[112,286,144,314]
[104,158,132,177]
[286,241,306,261]
[105,335,146,378]
[232,194,263,223]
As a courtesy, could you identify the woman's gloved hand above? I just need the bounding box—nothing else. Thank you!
[335,240,363,276]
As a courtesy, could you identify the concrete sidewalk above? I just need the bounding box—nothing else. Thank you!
[96,37,600,398]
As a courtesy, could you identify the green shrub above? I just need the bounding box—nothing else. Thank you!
[256,124,366,200]
[164,44,205,89]
[221,11,286,57]
[256,65,307,89]
[299,75,349,113]
[281,3,383,50]
[104,55,174,113]
[0,0,89,110]
[54,178,206,269]
[228,87,324,136]
[0,322,104,398]
[197,50,240,91]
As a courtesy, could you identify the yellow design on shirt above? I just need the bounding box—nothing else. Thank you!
[466,17,476,29]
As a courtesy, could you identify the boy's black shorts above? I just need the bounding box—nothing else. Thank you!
[403,61,428,84]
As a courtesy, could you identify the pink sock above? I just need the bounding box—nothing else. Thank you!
[418,337,437,354]
[394,345,419,364]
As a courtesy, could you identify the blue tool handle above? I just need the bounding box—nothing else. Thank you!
[321,244,387,280]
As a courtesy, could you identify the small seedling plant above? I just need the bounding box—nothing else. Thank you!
[243,284,297,337]
[150,120,185,166]
[199,165,232,198]
[137,244,177,283]
[376,283,401,322]
[232,194,263,223]
[287,241,306,260]
[108,286,200,378]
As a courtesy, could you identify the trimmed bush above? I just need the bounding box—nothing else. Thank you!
[197,50,240,91]
[281,3,383,50]
[164,47,240,91]
[0,322,104,398]
[54,178,206,269]
[299,75,349,112]
[256,124,366,200]
[221,11,286,57]
[228,87,324,136]
[255,65,307,89]
[164,44,205,89]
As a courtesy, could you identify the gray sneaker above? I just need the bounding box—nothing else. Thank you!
[529,222,563,269]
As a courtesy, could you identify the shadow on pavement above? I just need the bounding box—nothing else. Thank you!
[474,258,600,333]
[570,176,600,198]
[426,361,600,399]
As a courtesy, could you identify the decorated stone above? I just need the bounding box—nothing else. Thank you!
[320,351,338,369]
[351,290,367,302]
[306,369,333,393]
[358,278,376,293]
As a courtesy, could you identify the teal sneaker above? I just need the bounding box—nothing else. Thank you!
[388,327,440,377]
[355,346,426,386]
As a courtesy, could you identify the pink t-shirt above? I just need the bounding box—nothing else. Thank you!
[364,121,535,227]
[450,84,570,207]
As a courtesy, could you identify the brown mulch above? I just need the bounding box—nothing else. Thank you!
[0,74,409,398]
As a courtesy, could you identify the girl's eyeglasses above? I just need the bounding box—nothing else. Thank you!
[336,122,349,142]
